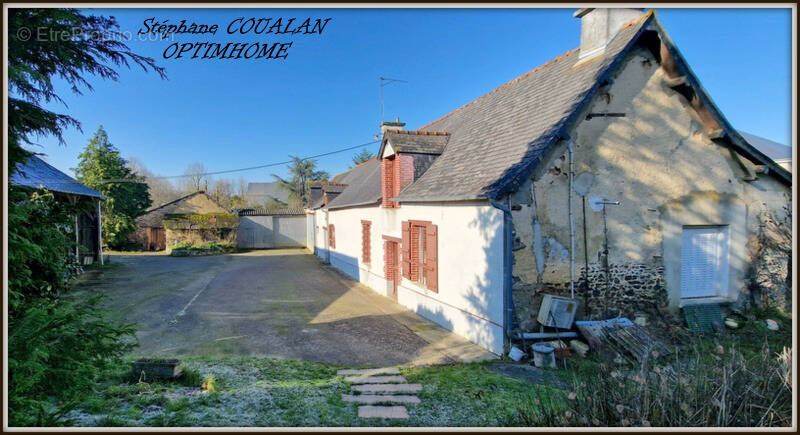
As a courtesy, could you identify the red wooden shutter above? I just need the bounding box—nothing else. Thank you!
[383,240,391,279]
[401,221,411,279]
[329,224,335,249]
[425,224,438,292]
[409,225,420,282]
[361,221,371,263]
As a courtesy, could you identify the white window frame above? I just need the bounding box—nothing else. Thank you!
[679,225,730,301]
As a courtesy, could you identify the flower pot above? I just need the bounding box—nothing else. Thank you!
[131,358,184,380]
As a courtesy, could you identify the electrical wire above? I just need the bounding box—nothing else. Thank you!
[22,139,380,184]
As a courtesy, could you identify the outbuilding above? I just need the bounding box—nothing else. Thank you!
[11,155,106,265]
[131,191,228,250]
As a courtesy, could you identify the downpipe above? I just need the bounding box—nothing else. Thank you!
[568,140,576,299]
[489,198,514,340]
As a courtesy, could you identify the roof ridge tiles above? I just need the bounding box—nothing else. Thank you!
[416,47,580,131]
[390,130,450,136]
[620,9,655,31]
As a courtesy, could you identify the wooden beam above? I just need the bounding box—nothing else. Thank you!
[663,75,687,88]
[97,199,104,265]
[708,129,726,140]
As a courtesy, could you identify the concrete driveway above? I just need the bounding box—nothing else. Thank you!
[79,249,495,367]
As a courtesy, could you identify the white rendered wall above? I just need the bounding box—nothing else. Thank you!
[318,202,506,355]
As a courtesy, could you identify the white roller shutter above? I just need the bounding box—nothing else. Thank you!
[680,226,729,299]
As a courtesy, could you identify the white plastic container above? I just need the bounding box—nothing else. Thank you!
[508,346,526,362]
[531,344,556,368]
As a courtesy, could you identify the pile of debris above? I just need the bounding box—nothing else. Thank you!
[508,294,671,368]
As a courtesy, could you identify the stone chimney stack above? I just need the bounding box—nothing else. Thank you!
[574,8,645,61]
[380,117,406,137]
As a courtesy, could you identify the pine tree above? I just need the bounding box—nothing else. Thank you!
[75,126,152,248]
[351,149,374,167]
[272,156,329,208]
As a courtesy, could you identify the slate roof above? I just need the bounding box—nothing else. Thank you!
[381,131,450,155]
[398,17,650,201]
[323,184,347,194]
[238,208,305,216]
[739,131,791,162]
[396,10,789,202]
[245,182,289,204]
[11,155,104,199]
[137,191,227,227]
[327,158,383,210]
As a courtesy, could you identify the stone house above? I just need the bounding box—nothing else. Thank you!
[11,155,106,265]
[131,191,228,250]
[310,8,792,355]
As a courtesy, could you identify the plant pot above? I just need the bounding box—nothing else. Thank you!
[132,358,184,380]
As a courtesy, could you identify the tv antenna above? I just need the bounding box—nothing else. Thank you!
[380,76,408,126]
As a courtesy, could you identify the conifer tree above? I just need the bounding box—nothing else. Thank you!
[75,126,152,248]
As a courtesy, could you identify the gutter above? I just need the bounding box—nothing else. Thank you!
[489,198,514,340]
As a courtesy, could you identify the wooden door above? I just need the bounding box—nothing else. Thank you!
[148,227,166,251]
[384,240,400,301]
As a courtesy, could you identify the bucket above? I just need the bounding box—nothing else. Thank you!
[508,346,526,362]
[531,344,556,369]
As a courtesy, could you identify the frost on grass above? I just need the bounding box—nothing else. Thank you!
[66,357,547,427]
[67,357,352,427]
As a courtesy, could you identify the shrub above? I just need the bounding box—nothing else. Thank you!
[8,295,137,426]
[512,337,793,427]
[7,186,81,315]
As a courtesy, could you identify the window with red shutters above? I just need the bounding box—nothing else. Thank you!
[401,220,438,292]
[361,220,371,263]
[328,224,335,249]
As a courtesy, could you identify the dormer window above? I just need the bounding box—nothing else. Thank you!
[379,129,450,208]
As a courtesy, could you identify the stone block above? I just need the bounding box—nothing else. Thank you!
[337,367,400,376]
[342,394,421,404]
[352,383,422,394]
[358,406,409,419]
[345,375,407,384]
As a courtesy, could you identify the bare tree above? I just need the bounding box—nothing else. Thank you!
[127,157,181,208]
[182,162,209,193]
[209,178,235,209]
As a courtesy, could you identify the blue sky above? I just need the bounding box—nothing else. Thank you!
[27,7,792,184]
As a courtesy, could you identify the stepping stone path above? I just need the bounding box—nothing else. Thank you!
[337,367,422,420]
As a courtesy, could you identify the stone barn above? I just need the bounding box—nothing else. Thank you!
[163,213,239,251]
[131,191,228,250]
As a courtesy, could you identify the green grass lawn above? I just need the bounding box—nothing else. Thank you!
[65,357,564,427]
[62,308,791,427]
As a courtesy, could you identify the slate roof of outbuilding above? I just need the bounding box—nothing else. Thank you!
[136,191,227,227]
[738,131,791,162]
[396,11,789,202]
[11,155,104,199]
[238,208,305,216]
[327,158,382,210]
[381,131,450,155]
